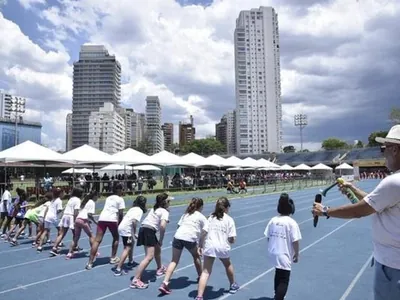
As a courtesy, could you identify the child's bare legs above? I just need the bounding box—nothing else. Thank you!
[133,246,155,281]
[197,256,215,298]
[220,258,235,285]
[190,246,203,278]
[163,247,183,284]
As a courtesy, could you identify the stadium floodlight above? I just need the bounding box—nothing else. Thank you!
[10,96,26,146]
[294,114,307,151]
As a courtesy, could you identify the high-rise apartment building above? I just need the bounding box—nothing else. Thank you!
[131,111,145,149]
[0,90,13,119]
[71,45,121,149]
[234,6,282,154]
[117,107,133,149]
[179,115,195,148]
[65,113,72,152]
[161,123,174,151]
[216,110,236,155]
[145,96,164,155]
[88,102,125,154]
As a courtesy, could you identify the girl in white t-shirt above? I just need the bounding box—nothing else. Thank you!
[66,190,99,259]
[195,197,239,300]
[130,193,172,289]
[50,188,84,256]
[159,197,207,295]
[264,193,301,300]
[86,184,125,270]
[114,195,147,276]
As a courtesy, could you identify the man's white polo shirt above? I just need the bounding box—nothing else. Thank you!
[364,171,400,269]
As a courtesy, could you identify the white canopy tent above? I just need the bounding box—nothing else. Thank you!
[0,140,72,164]
[280,164,294,171]
[311,163,332,171]
[62,168,93,174]
[61,144,119,165]
[111,148,151,166]
[224,156,246,168]
[258,158,280,169]
[198,154,228,168]
[293,163,311,171]
[242,157,260,169]
[180,152,207,167]
[150,150,191,167]
[335,163,354,181]
[310,163,333,179]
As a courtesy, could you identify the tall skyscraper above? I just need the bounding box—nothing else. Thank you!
[65,113,72,152]
[145,96,164,155]
[131,111,146,149]
[179,115,195,148]
[161,123,174,151]
[234,6,282,154]
[71,45,121,149]
[216,110,236,155]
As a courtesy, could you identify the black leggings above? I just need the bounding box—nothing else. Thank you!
[274,268,291,300]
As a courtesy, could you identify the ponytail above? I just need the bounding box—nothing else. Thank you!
[185,197,203,215]
[133,195,147,213]
[211,197,230,220]
[81,190,98,209]
[154,193,169,210]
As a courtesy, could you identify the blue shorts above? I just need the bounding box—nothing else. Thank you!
[374,260,400,300]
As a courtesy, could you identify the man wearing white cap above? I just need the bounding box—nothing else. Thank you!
[312,125,400,300]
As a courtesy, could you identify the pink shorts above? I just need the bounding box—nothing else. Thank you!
[97,221,118,237]
[74,218,92,239]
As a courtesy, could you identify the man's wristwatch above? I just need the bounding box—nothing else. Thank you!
[322,206,330,217]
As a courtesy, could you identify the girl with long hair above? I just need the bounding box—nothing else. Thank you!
[113,195,147,276]
[130,193,172,289]
[159,197,207,295]
[66,190,99,259]
[195,197,239,300]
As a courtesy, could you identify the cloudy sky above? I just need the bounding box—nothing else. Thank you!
[0,0,398,151]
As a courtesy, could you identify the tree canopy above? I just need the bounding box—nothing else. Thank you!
[367,131,388,147]
[180,138,225,156]
[321,138,348,150]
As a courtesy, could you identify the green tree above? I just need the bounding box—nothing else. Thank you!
[321,138,348,150]
[283,145,295,153]
[390,107,400,124]
[355,140,364,148]
[134,134,153,155]
[181,138,225,156]
[367,131,388,147]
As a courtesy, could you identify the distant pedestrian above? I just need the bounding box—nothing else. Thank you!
[312,125,400,300]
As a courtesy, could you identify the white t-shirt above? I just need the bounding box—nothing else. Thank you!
[0,190,11,213]
[364,171,400,269]
[203,213,236,259]
[77,200,96,220]
[38,201,51,218]
[174,211,208,243]
[63,197,81,216]
[44,198,63,223]
[141,208,169,232]
[264,215,302,271]
[98,195,125,222]
[118,207,144,237]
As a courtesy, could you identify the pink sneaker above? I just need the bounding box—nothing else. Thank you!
[156,265,167,276]
[130,279,149,289]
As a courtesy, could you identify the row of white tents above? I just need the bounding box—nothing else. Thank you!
[0,140,354,174]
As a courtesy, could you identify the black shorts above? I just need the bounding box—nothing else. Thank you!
[122,236,134,247]
[136,227,158,247]
[14,218,24,226]
[172,238,197,250]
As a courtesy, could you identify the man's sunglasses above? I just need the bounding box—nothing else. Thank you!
[381,144,398,153]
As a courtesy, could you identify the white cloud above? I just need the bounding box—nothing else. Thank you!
[18,0,46,9]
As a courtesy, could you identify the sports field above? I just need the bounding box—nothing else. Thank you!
[0,180,379,300]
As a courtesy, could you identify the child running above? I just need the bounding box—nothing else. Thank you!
[113,195,147,276]
[195,197,239,300]
[5,191,28,240]
[86,183,125,270]
[10,195,52,245]
[159,197,207,295]
[264,193,301,300]
[66,190,98,259]
[130,193,172,289]
[50,188,84,256]
[43,188,64,244]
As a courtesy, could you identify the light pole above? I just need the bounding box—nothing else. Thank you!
[294,114,307,151]
[10,96,26,146]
